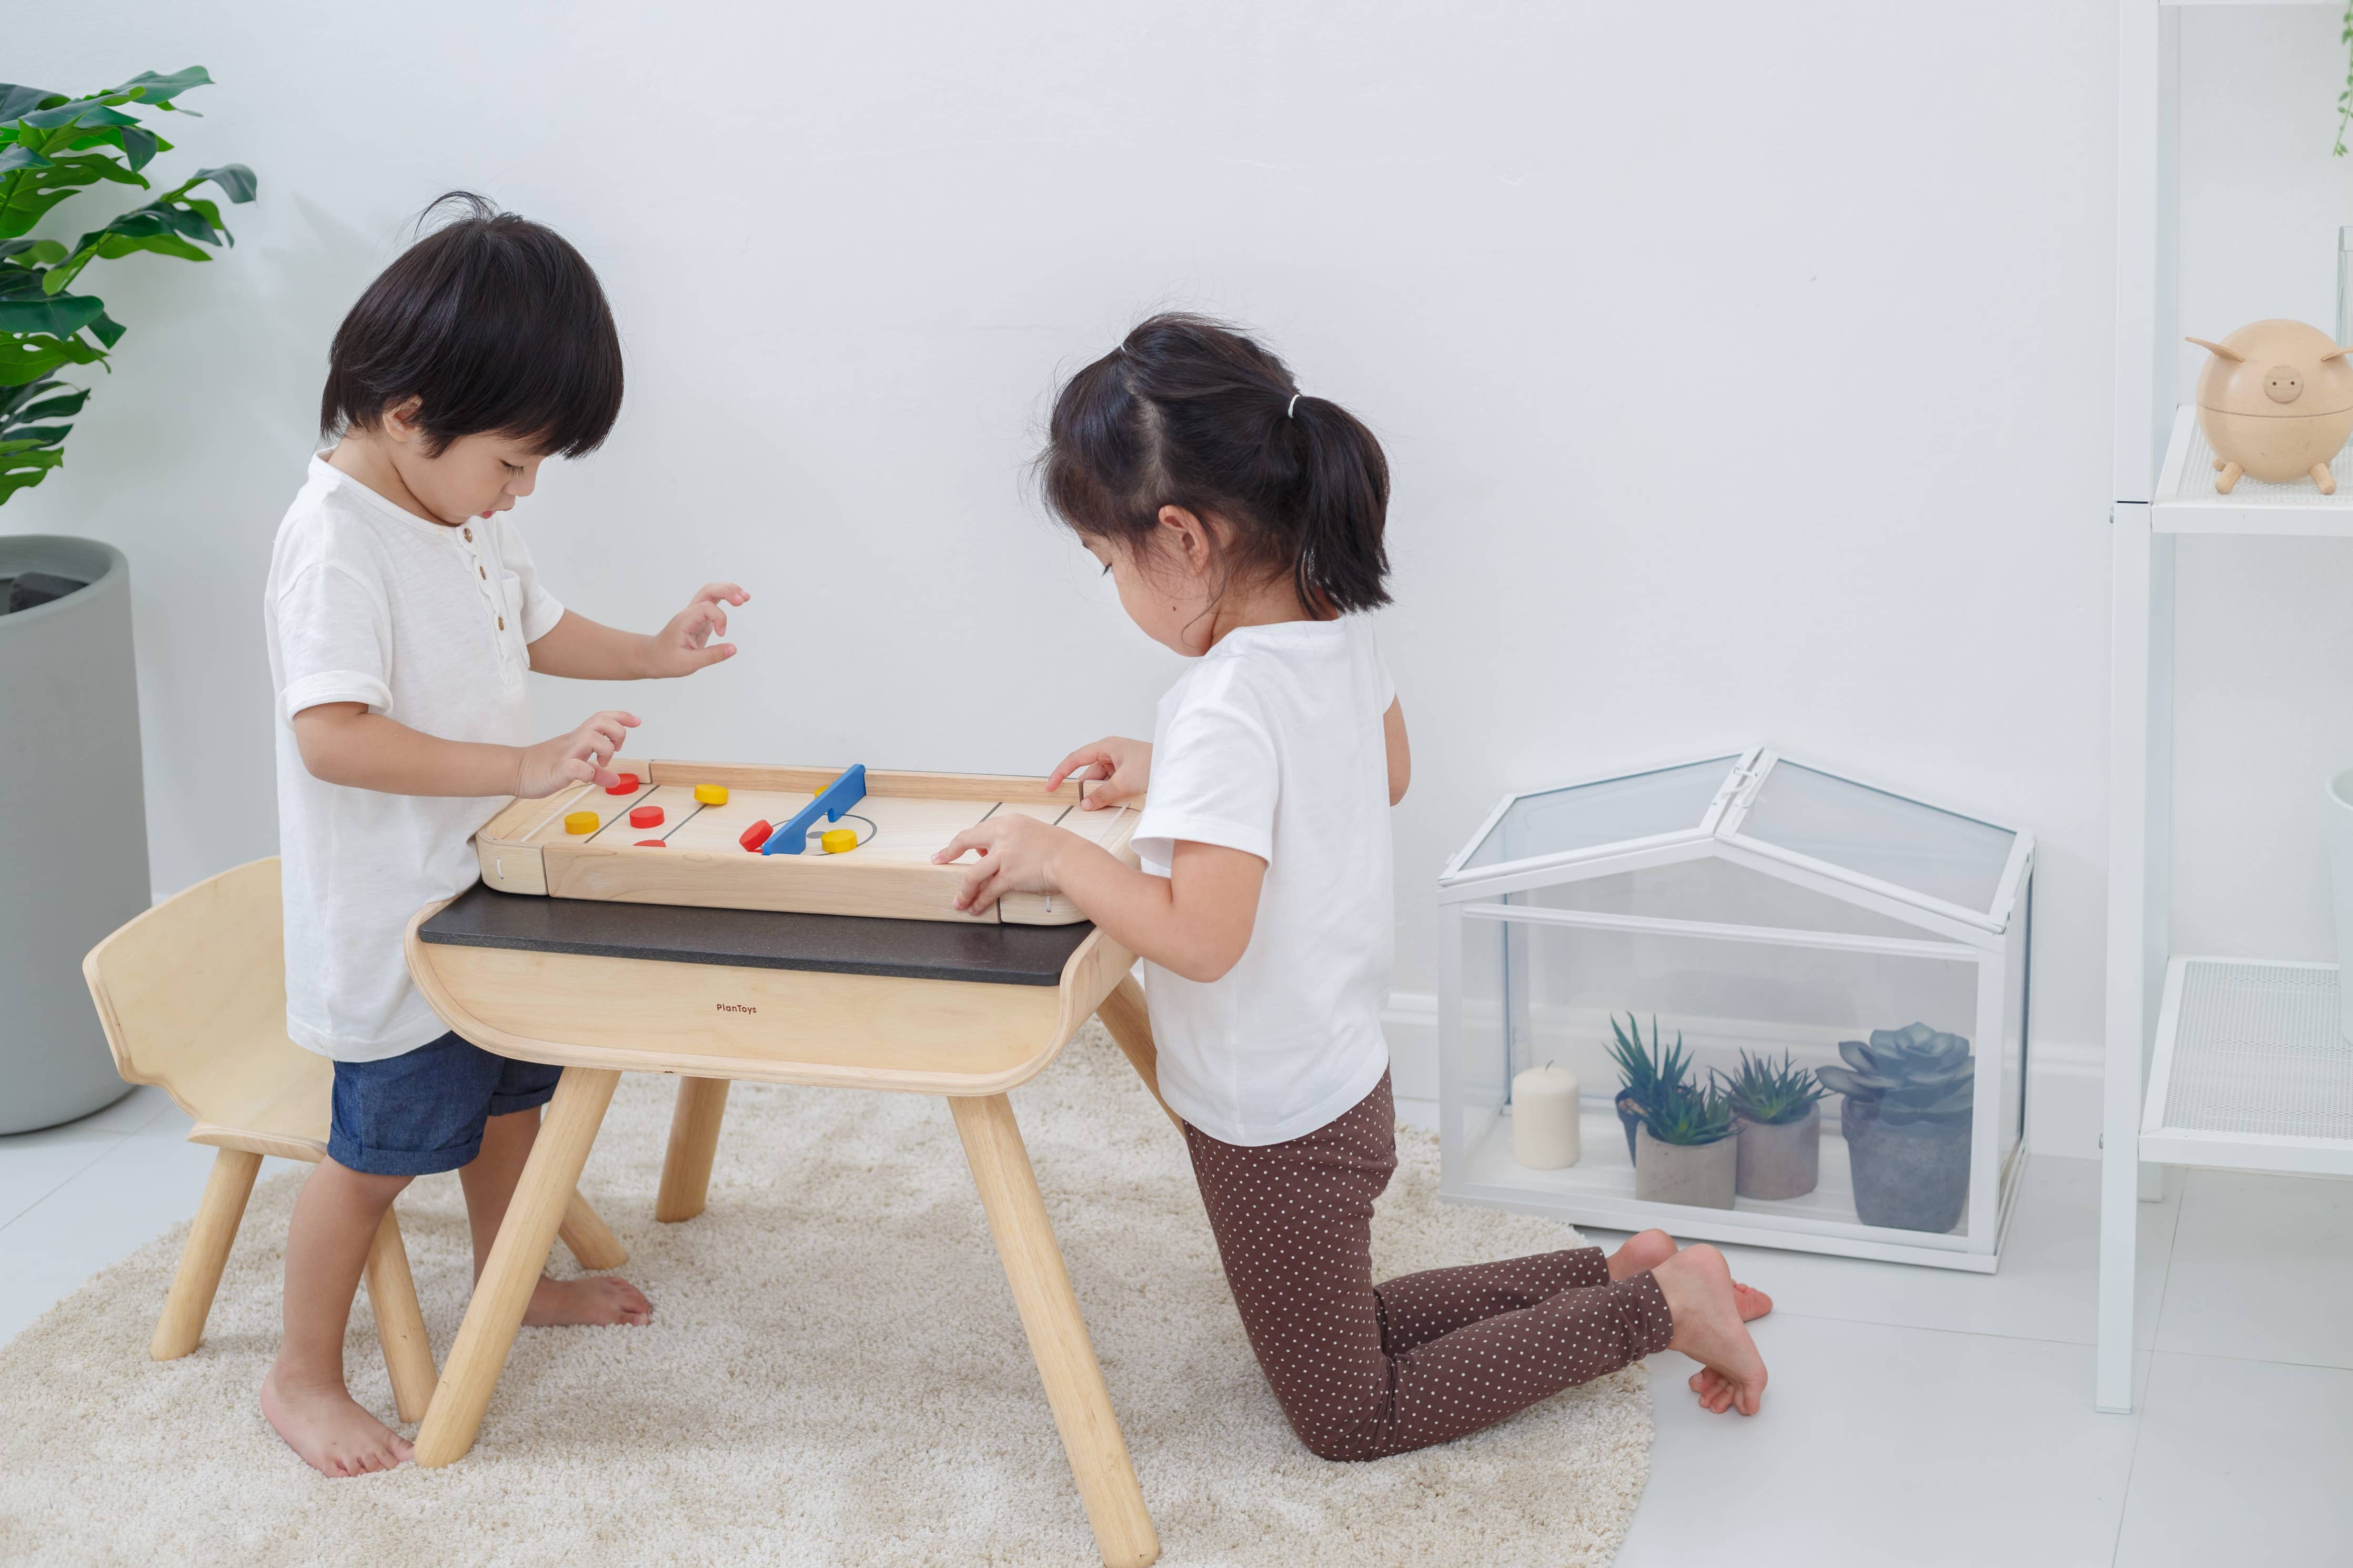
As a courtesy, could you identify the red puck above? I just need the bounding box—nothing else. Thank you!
[635,838,666,847]
[605,772,640,795]
[738,818,773,852]
[629,805,663,828]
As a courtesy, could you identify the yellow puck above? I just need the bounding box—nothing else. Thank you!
[693,783,729,805]
[564,810,599,835]
[820,827,857,854]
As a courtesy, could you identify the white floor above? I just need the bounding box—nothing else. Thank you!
[4,1092,2348,1567]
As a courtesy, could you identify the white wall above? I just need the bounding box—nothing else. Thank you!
[15,2,2153,1151]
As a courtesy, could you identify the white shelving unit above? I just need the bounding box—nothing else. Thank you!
[2101,0,2353,1413]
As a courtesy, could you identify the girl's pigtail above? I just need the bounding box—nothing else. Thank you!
[1289,396,1393,614]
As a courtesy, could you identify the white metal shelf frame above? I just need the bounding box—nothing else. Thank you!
[2102,0,2353,1417]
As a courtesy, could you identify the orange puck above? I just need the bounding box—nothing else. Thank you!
[635,838,666,847]
[738,819,773,852]
[629,805,663,828]
[605,772,640,795]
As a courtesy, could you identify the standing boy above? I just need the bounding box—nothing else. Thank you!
[261,194,744,1475]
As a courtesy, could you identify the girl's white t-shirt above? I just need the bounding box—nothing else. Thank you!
[263,457,565,1061]
[1131,615,1396,1147]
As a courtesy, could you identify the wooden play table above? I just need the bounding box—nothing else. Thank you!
[401,877,1167,1567]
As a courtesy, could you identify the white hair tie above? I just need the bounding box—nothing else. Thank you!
[1286,392,1302,418]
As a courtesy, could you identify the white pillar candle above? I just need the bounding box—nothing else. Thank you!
[1512,1062,1581,1170]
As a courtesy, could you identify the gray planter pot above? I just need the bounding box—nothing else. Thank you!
[1842,1097,1971,1233]
[1632,1124,1736,1208]
[2,536,148,1133]
[1734,1107,1821,1199]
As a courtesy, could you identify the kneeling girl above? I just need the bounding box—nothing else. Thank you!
[937,314,1769,1459]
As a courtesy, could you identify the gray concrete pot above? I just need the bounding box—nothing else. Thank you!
[1632,1125,1736,1209]
[1734,1107,1821,1200]
[1841,1097,1971,1232]
[1,536,148,1132]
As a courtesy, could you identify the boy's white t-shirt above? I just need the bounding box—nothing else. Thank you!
[263,456,565,1062]
[1131,615,1396,1147]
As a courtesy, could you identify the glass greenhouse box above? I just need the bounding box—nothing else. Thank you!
[1436,748,2033,1270]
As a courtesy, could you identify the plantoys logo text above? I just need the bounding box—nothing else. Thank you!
[715,1003,756,1014]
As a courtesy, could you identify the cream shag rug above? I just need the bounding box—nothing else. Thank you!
[0,1025,1650,1567]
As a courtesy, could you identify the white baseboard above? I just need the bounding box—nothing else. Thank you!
[1380,991,2105,1161]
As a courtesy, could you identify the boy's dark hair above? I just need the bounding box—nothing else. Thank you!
[1040,313,1391,614]
[319,192,622,457]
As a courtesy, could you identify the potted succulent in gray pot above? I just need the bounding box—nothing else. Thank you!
[1632,1078,1737,1209]
[1816,1023,1976,1233]
[0,69,254,1132]
[1607,1013,1691,1166]
[1718,1049,1826,1200]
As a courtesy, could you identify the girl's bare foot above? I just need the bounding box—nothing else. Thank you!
[1607,1229,1773,1321]
[524,1273,652,1327]
[260,1364,413,1476]
[1607,1228,1680,1279]
[1650,1244,1768,1415]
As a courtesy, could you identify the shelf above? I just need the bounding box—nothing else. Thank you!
[2141,957,2353,1176]
[1444,1104,2021,1272]
[2151,406,2353,536]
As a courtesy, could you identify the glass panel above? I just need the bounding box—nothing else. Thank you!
[1521,856,1927,942]
[1736,761,2016,915]
[1459,913,1984,1236]
[1449,914,1511,1165]
[1456,756,1737,874]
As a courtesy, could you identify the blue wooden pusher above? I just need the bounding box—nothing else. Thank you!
[760,763,867,854]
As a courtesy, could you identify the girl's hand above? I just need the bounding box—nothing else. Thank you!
[933,814,1079,914]
[1048,736,1152,809]
[515,710,640,797]
[641,582,749,677]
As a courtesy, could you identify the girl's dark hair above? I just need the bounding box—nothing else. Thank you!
[1041,313,1391,614]
[319,192,622,457]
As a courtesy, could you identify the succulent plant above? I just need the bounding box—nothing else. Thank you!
[1608,1013,1692,1115]
[1637,1077,1736,1146]
[1714,1049,1826,1127]
[1814,1023,1974,1128]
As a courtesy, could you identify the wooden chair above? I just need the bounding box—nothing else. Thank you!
[79,857,625,1422]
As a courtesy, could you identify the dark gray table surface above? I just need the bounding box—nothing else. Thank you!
[418,882,1091,986]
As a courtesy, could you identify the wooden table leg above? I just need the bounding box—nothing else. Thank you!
[1095,976,1180,1133]
[558,1188,627,1268]
[656,1076,731,1222]
[415,1066,620,1468]
[363,1206,438,1424]
[150,1146,262,1360]
[951,1093,1158,1568]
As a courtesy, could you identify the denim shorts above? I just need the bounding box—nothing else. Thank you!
[328,1030,563,1176]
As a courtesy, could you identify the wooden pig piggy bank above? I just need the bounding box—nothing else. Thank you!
[2189,319,2353,494]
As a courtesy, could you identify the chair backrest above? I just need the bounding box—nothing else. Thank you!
[81,857,308,1127]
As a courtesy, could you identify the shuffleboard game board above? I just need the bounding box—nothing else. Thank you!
[474,759,1140,926]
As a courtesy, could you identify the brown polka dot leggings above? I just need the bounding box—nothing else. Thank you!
[1183,1071,1675,1461]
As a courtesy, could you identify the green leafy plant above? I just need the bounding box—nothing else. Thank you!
[0,67,254,504]
[1813,1023,1974,1128]
[1714,1049,1826,1127]
[1607,1013,1691,1115]
[1637,1077,1735,1147]
[2339,3,2353,156]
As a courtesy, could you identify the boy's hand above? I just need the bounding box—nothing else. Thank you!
[640,582,749,677]
[1047,736,1152,810]
[933,814,1080,914]
[516,710,640,797]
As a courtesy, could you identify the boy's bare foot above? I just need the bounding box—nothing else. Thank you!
[1650,1244,1768,1416]
[524,1273,652,1327]
[1607,1228,1773,1321]
[260,1364,413,1476]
